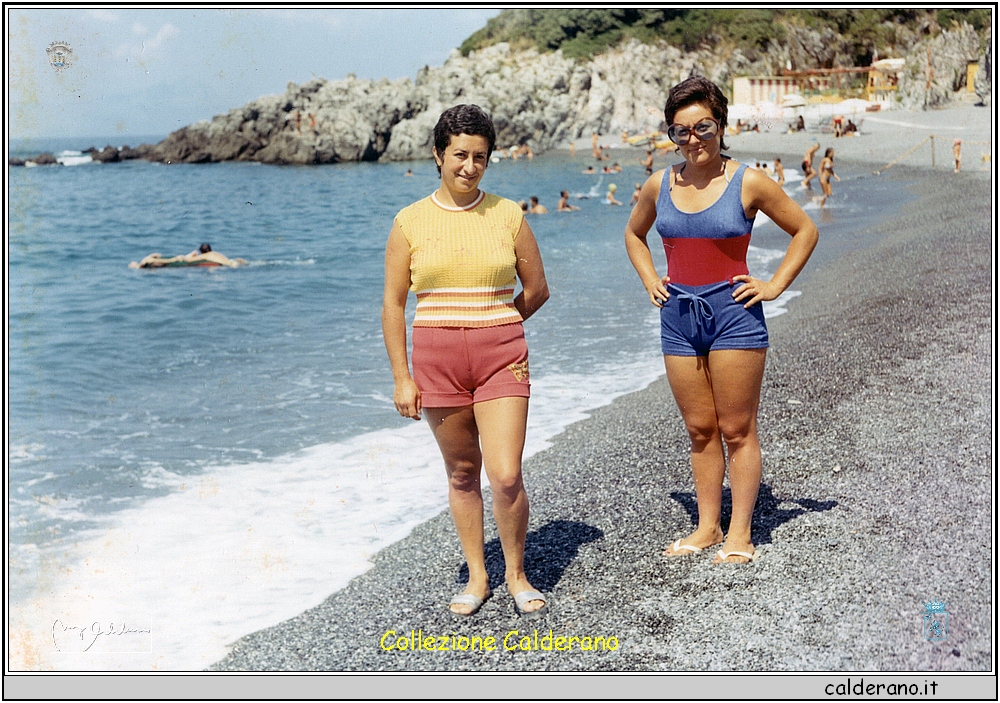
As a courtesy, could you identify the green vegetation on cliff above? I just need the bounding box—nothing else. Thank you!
[460,8,992,64]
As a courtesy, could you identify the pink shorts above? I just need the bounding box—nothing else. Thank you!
[412,323,530,407]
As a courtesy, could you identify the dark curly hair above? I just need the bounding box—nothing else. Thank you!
[664,76,729,151]
[432,104,496,174]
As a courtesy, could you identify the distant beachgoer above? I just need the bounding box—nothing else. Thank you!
[630,183,642,207]
[569,140,576,157]
[582,166,597,174]
[605,183,622,206]
[129,243,246,269]
[953,139,962,173]
[774,157,785,186]
[802,143,820,189]
[519,200,529,212]
[557,190,579,212]
[642,148,654,176]
[381,104,549,618]
[528,196,548,214]
[796,115,805,132]
[621,130,630,143]
[844,119,858,136]
[592,132,602,160]
[818,147,840,207]
[404,169,414,177]
[832,115,844,138]
[624,76,818,565]
[612,162,622,173]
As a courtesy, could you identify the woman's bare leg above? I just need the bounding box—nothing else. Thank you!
[473,396,544,612]
[705,348,767,563]
[661,355,726,555]
[424,405,490,614]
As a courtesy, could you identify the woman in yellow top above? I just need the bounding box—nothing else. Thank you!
[382,105,550,618]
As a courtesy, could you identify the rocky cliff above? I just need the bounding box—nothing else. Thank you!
[139,22,988,165]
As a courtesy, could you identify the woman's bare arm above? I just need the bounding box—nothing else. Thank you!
[381,222,421,420]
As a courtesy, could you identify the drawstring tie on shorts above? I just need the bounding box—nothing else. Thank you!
[669,281,731,337]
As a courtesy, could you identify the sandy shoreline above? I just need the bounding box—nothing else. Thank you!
[212,105,993,672]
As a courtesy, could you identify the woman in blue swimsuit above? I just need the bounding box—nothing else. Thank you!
[624,77,819,563]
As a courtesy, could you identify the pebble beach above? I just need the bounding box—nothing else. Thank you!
[203,102,993,673]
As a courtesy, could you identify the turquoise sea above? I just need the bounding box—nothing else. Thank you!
[8,138,913,669]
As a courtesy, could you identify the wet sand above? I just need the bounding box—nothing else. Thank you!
[212,105,993,672]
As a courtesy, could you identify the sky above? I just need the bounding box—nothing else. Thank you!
[7,7,501,141]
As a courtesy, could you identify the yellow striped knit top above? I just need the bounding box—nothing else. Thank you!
[395,191,524,328]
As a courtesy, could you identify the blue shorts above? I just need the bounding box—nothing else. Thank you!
[660,280,769,356]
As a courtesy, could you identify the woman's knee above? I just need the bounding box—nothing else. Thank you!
[488,467,525,501]
[684,420,720,450]
[717,416,758,448]
[446,459,482,491]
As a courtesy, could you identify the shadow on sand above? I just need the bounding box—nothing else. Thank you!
[456,519,604,592]
[670,484,837,545]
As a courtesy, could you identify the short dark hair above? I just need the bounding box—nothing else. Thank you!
[664,76,729,151]
[432,104,496,173]
[824,147,835,158]
[530,196,539,204]
[199,243,212,253]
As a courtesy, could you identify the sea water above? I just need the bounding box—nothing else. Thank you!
[8,142,913,669]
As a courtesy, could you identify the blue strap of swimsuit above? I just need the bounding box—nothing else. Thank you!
[669,281,731,336]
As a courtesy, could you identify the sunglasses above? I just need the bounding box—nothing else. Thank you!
[666,118,720,146]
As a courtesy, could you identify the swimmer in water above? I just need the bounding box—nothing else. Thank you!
[629,183,642,207]
[773,157,785,186]
[129,243,246,269]
[642,148,654,175]
[605,183,622,206]
[528,196,548,214]
[582,165,597,174]
[557,190,579,212]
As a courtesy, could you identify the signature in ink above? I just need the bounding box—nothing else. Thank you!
[51,619,152,652]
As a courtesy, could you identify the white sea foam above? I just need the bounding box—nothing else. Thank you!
[9,354,666,671]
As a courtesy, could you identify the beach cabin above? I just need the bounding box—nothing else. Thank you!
[866,58,905,102]
[732,76,804,105]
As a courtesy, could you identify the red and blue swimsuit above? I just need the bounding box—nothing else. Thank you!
[654,161,769,356]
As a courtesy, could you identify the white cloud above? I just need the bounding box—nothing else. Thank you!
[132,22,148,36]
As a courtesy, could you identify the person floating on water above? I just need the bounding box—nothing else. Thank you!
[382,104,550,618]
[129,243,246,269]
[624,76,818,564]
[557,190,579,212]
